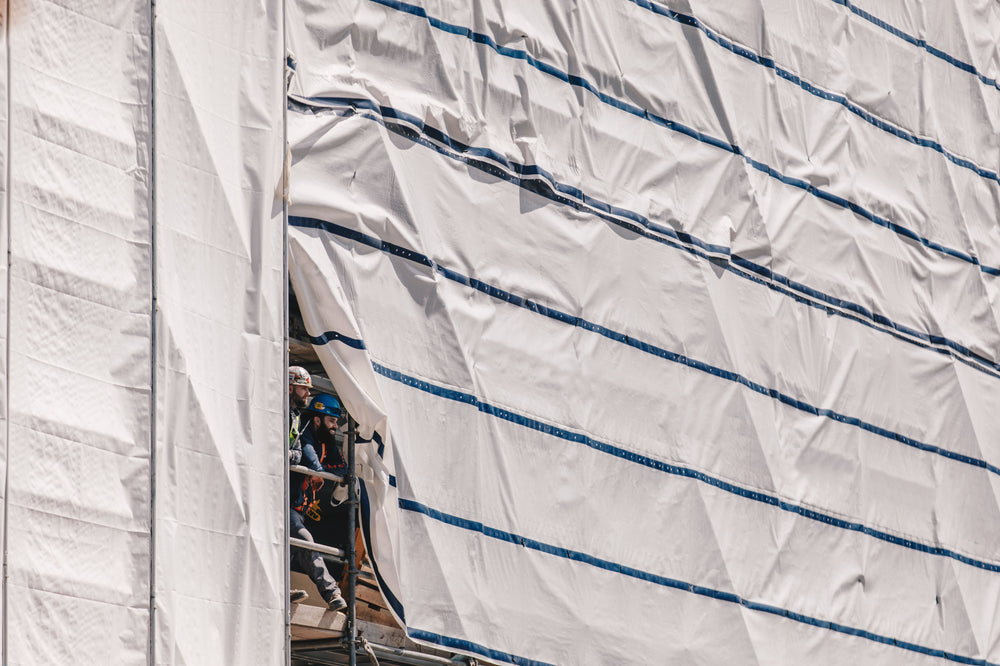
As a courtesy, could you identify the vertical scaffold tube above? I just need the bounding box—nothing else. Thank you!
[346,415,358,666]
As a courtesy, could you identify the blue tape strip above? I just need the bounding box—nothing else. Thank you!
[290,214,1000,481]
[362,458,552,666]
[288,95,1000,383]
[359,480,407,623]
[357,430,386,459]
[308,329,367,350]
[366,0,1000,277]
[303,327,1000,575]
[399,497,999,666]
[365,360,1000,576]
[829,0,1000,93]
[408,628,556,666]
[627,0,1000,186]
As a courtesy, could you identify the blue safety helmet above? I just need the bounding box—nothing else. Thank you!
[306,394,342,419]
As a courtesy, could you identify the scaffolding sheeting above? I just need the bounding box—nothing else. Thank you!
[4,1,153,662]
[286,1,1000,664]
[0,1,287,663]
[152,1,287,663]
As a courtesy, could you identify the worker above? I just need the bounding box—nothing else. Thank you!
[288,365,313,466]
[288,366,312,604]
[302,394,348,476]
[297,395,353,576]
[288,366,347,612]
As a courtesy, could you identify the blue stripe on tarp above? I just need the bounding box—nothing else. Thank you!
[302,327,1000,574]
[361,455,551,666]
[287,96,1000,383]
[367,360,1000,576]
[398,497,999,666]
[359,480,407,623]
[306,328,383,455]
[305,324,387,456]
[290,214,1000,480]
[829,0,1000,93]
[307,329,367,350]
[358,431,386,459]
[625,0,1000,186]
[365,0,1000,277]
[407,628,556,666]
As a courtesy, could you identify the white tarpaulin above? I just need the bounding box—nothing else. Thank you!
[5,2,153,662]
[0,1,286,664]
[152,1,286,663]
[287,0,1000,664]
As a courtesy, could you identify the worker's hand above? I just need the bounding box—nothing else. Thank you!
[309,476,325,491]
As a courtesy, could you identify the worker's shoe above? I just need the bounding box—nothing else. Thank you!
[326,593,348,613]
[290,589,309,603]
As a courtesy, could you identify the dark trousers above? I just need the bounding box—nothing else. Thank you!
[290,508,342,602]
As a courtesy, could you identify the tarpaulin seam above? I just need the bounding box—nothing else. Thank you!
[146,0,159,655]
[282,0,293,657]
[829,0,1000,93]
[407,628,556,666]
[362,357,1000,575]
[0,0,11,656]
[290,215,1000,480]
[397,496,1000,666]
[365,0,1000,277]
[288,96,1000,383]
[632,0,1000,187]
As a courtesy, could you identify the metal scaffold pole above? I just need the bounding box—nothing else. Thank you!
[345,415,359,666]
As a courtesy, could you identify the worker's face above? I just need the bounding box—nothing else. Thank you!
[320,415,338,438]
[289,384,310,407]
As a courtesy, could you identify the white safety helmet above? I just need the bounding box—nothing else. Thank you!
[288,366,312,388]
